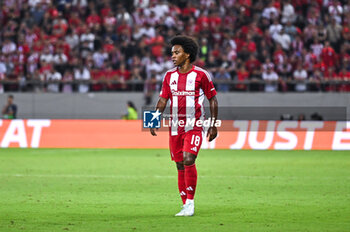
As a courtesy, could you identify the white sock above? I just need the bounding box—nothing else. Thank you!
[186,199,194,204]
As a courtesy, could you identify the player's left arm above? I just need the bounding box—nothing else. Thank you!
[207,96,218,142]
[201,70,219,142]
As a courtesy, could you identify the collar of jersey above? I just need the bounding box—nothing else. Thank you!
[177,65,195,75]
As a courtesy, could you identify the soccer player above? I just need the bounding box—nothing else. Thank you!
[150,35,218,216]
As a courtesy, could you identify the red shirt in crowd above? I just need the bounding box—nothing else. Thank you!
[245,58,261,74]
[321,46,337,68]
[91,70,105,91]
[86,13,102,27]
[196,15,209,32]
[236,68,250,90]
[338,70,350,92]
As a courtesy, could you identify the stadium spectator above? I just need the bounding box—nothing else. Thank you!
[47,66,62,92]
[80,27,95,53]
[321,41,337,69]
[53,47,68,74]
[144,73,157,105]
[117,63,131,90]
[324,66,338,91]
[129,67,143,91]
[328,0,343,24]
[215,65,231,92]
[326,18,343,52]
[284,20,298,41]
[74,62,90,93]
[338,66,350,91]
[262,65,279,92]
[65,29,79,51]
[293,63,308,92]
[0,56,6,93]
[316,23,328,42]
[281,0,296,24]
[235,64,249,91]
[277,56,293,91]
[2,37,16,55]
[262,1,279,20]
[62,69,74,93]
[272,28,291,51]
[309,65,324,92]
[269,18,283,37]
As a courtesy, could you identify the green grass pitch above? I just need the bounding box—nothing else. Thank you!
[0,149,349,232]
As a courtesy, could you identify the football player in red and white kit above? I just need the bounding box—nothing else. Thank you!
[150,35,218,216]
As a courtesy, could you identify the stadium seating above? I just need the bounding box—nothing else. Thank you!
[0,0,349,92]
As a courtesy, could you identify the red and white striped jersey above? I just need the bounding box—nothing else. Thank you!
[160,65,217,135]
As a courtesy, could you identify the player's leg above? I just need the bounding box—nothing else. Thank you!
[178,152,197,216]
[176,161,187,205]
[183,151,197,200]
[183,131,202,201]
[180,131,203,216]
[169,134,187,205]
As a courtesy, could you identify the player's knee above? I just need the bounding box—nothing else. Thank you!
[176,161,184,170]
[183,154,195,166]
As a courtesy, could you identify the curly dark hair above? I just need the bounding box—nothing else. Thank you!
[170,35,199,63]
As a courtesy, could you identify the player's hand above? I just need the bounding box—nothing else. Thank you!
[207,126,217,142]
[150,128,157,136]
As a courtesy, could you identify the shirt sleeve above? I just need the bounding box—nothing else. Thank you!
[159,72,171,99]
[201,71,217,100]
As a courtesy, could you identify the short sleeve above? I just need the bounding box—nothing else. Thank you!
[201,71,217,100]
[159,72,171,99]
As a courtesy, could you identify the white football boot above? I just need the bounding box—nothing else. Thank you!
[175,204,187,216]
[175,199,194,216]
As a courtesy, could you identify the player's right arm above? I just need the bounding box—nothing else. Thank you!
[150,71,171,136]
[150,97,168,136]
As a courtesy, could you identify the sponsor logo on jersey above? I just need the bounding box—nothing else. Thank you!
[171,80,177,85]
[171,90,195,96]
[190,147,197,152]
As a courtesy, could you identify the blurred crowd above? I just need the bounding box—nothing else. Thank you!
[1,0,350,96]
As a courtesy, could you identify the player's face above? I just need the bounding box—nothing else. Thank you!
[171,45,189,67]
